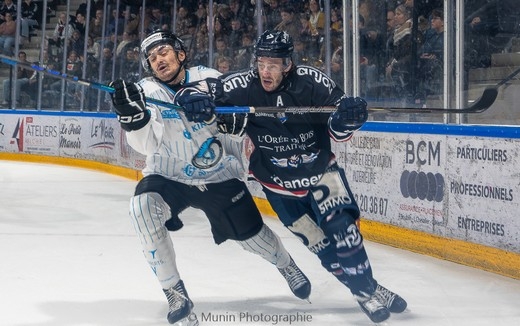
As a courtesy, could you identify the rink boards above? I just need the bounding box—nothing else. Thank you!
[1,111,519,279]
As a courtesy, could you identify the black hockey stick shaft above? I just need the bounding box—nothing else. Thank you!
[0,55,498,114]
[496,65,520,88]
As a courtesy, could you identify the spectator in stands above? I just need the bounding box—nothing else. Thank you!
[417,8,444,100]
[20,0,39,42]
[230,0,252,22]
[299,12,312,38]
[194,1,208,27]
[100,32,117,54]
[215,3,233,34]
[68,29,85,56]
[464,0,500,69]
[175,6,196,47]
[213,18,229,45]
[385,7,397,63]
[191,31,210,66]
[0,12,15,56]
[358,15,385,97]
[89,9,105,41]
[385,4,415,102]
[76,0,103,18]
[330,8,343,35]
[120,46,140,83]
[265,0,282,30]
[47,11,74,56]
[115,31,138,57]
[122,9,140,35]
[233,32,254,70]
[292,37,310,65]
[213,37,232,69]
[49,50,82,95]
[86,35,100,60]
[24,49,55,105]
[331,45,344,87]
[228,17,245,49]
[274,5,302,40]
[147,6,170,33]
[107,8,124,36]
[216,56,234,74]
[0,0,16,25]
[70,12,86,36]
[2,51,32,106]
[99,45,117,83]
[308,0,325,38]
[307,0,325,58]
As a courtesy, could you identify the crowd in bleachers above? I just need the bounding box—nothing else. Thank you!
[1,0,517,110]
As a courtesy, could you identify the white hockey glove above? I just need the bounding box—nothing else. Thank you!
[174,87,216,124]
[110,79,150,131]
[328,95,368,140]
[217,113,248,137]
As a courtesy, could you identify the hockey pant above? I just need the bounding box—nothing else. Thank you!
[129,175,291,289]
[264,164,377,295]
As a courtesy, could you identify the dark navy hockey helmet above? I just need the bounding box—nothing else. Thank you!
[140,30,186,71]
[254,30,294,58]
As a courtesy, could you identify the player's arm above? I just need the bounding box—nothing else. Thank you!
[110,79,151,131]
[110,79,164,155]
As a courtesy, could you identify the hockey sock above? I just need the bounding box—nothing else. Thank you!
[236,224,291,268]
[321,211,376,295]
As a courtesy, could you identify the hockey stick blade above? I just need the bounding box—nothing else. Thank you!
[368,87,498,114]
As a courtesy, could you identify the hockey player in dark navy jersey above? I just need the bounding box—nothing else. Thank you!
[197,30,408,323]
[109,30,310,326]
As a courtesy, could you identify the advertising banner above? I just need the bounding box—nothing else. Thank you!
[333,131,520,253]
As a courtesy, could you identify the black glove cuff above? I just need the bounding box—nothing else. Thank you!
[119,110,151,131]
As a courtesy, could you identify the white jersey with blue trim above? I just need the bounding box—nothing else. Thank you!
[125,66,246,185]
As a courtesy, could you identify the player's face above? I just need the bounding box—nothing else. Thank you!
[256,57,290,92]
[148,44,186,82]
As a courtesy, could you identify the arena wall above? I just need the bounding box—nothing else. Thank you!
[1,110,519,279]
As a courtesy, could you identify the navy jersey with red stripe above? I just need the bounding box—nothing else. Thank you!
[216,66,345,195]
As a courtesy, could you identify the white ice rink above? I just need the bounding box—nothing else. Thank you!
[1,161,520,326]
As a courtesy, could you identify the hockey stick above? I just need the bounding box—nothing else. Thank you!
[0,55,499,114]
[214,88,496,114]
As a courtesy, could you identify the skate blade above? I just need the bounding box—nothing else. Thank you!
[172,313,199,326]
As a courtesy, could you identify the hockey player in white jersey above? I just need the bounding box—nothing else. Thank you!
[109,30,311,325]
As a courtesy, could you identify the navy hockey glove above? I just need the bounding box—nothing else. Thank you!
[217,113,248,137]
[328,96,368,140]
[174,87,215,123]
[110,79,150,131]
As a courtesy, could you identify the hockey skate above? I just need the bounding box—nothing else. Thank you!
[354,291,391,323]
[375,284,407,313]
[163,280,199,326]
[278,256,311,300]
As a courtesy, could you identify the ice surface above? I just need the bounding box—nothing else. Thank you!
[1,161,519,326]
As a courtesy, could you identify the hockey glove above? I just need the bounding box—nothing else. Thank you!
[194,77,224,100]
[217,113,248,137]
[174,87,215,123]
[110,79,150,131]
[328,95,368,140]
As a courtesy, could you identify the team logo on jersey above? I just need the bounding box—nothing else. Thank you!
[271,152,318,168]
[192,137,223,169]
